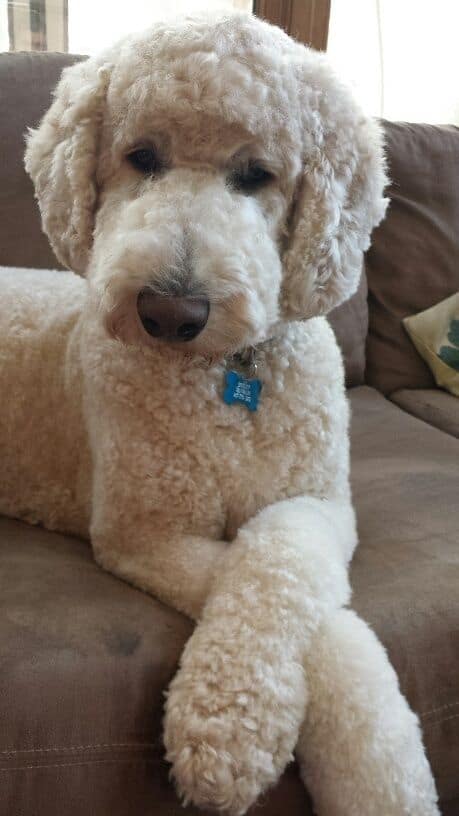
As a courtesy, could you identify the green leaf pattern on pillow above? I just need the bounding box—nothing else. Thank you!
[438,319,459,371]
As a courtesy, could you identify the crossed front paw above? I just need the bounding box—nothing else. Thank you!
[163,652,306,814]
[165,736,265,815]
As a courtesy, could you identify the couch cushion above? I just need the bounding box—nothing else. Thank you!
[390,388,459,439]
[365,121,459,395]
[1,388,458,814]
[0,517,312,816]
[0,52,84,270]
[1,388,458,813]
[349,386,459,810]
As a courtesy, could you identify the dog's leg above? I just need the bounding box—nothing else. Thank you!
[296,607,440,816]
[88,416,227,620]
[164,495,355,815]
[93,531,226,621]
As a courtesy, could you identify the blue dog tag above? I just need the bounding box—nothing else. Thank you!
[223,370,262,412]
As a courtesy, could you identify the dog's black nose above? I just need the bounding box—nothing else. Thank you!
[137,291,209,342]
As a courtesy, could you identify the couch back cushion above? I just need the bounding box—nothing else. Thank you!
[365,121,459,395]
[328,269,368,388]
[0,52,83,270]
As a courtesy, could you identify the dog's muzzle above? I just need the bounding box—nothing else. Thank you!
[137,290,209,342]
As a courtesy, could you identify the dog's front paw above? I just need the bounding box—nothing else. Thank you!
[165,696,280,815]
[165,737,258,815]
[164,637,307,814]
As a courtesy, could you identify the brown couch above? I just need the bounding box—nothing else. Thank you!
[1,53,458,816]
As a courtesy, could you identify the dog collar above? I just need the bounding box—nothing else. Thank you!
[223,346,263,412]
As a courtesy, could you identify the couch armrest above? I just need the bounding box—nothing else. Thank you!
[390,388,459,438]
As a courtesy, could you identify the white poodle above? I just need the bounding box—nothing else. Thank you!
[0,11,439,815]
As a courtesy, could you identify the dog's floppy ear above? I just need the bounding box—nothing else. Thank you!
[25,57,112,275]
[281,63,388,320]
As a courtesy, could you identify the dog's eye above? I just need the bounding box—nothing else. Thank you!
[230,163,274,194]
[127,147,158,175]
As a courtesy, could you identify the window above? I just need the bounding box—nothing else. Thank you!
[3,0,253,54]
[2,0,331,54]
[327,0,459,124]
[6,0,455,125]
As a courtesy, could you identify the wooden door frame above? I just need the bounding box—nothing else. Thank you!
[254,0,331,50]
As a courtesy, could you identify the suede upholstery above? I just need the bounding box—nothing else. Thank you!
[1,387,458,815]
[365,121,459,395]
[350,388,459,810]
[0,53,83,270]
[390,388,459,439]
[0,51,458,816]
[0,520,311,816]
[328,268,368,388]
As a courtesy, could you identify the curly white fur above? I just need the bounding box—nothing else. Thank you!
[0,11,438,816]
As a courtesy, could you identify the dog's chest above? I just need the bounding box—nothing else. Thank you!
[105,319,347,541]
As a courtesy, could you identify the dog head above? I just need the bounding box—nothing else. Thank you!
[25,12,387,358]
